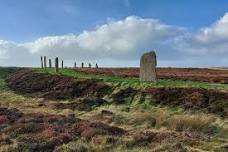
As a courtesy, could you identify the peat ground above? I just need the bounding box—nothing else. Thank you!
[6,69,228,116]
[73,67,228,83]
[0,68,227,152]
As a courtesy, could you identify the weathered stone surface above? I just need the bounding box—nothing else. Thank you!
[49,59,52,68]
[40,56,43,69]
[55,57,59,72]
[44,56,47,69]
[140,51,157,81]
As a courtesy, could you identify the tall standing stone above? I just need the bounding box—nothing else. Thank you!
[55,57,59,72]
[49,59,52,68]
[74,62,76,68]
[61,60,64,69]
[140,51,157,81]
[41,56,43,69]
[81,62,84,68]
[44,56,47,69]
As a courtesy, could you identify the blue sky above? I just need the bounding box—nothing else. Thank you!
[0,0,228,67]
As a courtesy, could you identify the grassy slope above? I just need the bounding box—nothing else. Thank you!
[35,68,228,151]
[0,67,227,152]
[36,68,228,91]
[0,67,19,78]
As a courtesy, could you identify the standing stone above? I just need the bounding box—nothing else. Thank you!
[140,51,157,81]
[74,62,76,68]
[88,63,91,68]
[49,59,52,68]
[55,57,59,72]
[81,62,84,68]
[41,56,43,69]
[61,60,64,69]
[95,63,98,68]
[44,56,47,69]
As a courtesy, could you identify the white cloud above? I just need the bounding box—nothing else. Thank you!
[195,13,228,44]
[22,16,183,61]
[1,14,228,67]
[174,13,228,56]
[0,40,36,67]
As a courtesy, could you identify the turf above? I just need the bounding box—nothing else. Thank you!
[35,68,228,91]
[0,67,19,78]
[0,79,7,90]
[0,67,227,151]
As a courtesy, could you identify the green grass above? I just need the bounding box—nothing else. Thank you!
[0,78,32,107]
[0,67,19,78]
[35,68,228,91]
[0,79,7,90]
[0,67,227,152]
[0,67,19,90]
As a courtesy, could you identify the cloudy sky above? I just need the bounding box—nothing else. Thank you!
[0,0,228,67]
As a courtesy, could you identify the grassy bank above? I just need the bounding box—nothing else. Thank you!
[0,67,19,78]
[0,67,227,152]
[36,68,228,91]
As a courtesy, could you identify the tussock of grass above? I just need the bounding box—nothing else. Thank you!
[110,146,149,152]
[57,139,150,152]
[129,112,157,127]
[148,109,171,128]
[0,89,28,106]
[167,114,217,133]
[216,127,228,140]
[56,140,95,152]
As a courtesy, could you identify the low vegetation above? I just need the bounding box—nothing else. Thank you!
[36,68,228,91]
[0,67,19,78]
[0,67,227,152]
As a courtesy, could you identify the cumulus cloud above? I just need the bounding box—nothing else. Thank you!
[195,13,228,44]
[0,40,36,66]
[174,13,228,56]
[1,14,228,67]
[24,16,183,60]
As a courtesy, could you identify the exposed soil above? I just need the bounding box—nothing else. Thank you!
[6,70,111,100]
[73,67,228,83]
[0,107,125,152]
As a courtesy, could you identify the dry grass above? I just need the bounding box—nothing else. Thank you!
[55,140,95,152]
[129,112,156,126]
[0,68,227,151]
[128,109,172,129]
[167,114,216,132]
